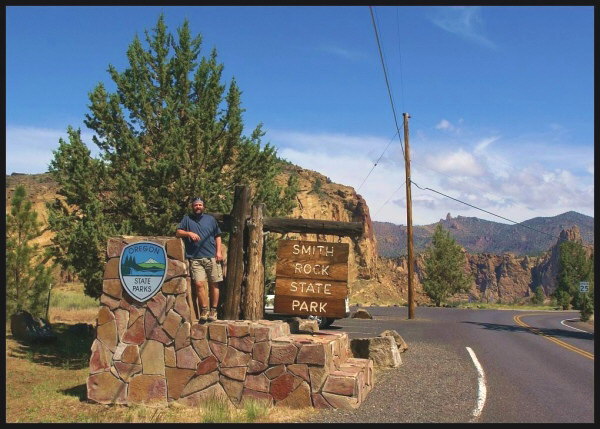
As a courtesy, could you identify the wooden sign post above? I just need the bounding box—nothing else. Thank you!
[274,240,349,318]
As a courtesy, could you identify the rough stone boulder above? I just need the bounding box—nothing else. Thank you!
[350,336,401,368]
[379,329,408,353]
[351,309,372,319]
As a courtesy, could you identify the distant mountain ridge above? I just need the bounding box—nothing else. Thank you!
[374,211,594,257]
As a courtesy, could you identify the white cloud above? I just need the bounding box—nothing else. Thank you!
[435,119,455,131]
[6,125,98,174]
[430,6,496,49]
[319,44,366,61]
[424,148,484,177]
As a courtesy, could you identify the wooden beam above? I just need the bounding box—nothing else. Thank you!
[243,203,265,321]
[263,217,363,237]
[221,185,249,320]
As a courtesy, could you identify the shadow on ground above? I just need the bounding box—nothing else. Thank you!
[8,323,94,370]
[461,321,594,341]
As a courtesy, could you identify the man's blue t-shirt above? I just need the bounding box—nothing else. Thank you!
[177,213,222,259]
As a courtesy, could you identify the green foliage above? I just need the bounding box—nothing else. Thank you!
[47,15,298,298]
[531,285,545,305]
[422,224,473,307]
[552,240,593,312]
[310,177,325,198]
[6,185,54,318]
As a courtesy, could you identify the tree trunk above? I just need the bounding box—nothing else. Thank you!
[243,203,264,320]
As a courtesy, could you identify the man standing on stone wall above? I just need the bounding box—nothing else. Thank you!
[176,197,223,322]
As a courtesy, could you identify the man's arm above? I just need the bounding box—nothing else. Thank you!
[176,228,200,242]
[215,236,223,261]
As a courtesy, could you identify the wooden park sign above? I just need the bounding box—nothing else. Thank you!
[274,239,349,318]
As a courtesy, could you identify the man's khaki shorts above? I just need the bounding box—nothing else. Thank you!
[189,258,224,283]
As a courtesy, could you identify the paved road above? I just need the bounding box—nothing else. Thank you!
[303,306,594,423]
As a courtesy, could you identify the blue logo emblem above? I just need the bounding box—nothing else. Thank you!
[119,241,168,302]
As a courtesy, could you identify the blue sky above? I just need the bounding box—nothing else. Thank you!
[6,6,594,226]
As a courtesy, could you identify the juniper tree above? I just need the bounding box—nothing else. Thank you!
[422,224,473,307]
[6,185,54,318]
[47,15,298,298]
[553,240,593,313]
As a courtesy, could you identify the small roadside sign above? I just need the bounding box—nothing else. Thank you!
[579,282,589,293]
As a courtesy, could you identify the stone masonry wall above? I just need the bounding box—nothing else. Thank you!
[87,236,373,409]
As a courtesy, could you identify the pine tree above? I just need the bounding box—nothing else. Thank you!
[6,185,54,318]
[47,15,298,298]
[422,224,473,307]
[531,285,545,305]
[553,240,593,312]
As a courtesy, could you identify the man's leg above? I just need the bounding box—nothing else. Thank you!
[191,259,210,321]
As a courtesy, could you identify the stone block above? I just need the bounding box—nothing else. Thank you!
[165,238,185,262]
[287,364,310,383]
[165,346,176,367]
[269,343,298,365]
[166,259,188,280]
[351,336,401,368]
[141,340,165,375]
[192,338,212,360]
[244,373,270,393]
[270,372,295,401]
[176,345,200,370]
[209,323,228,344]
[323,374,356,397]
[174,294,191,321]
[87,371,128,404]
[220,375,244,404]
[122,314,145,345]
[220,366,247,381]
[162,310,182,339]
[241,388,273,407]
[114,309,129,340]
[100,294,120,311]
[128,307,144,327]
[222,346,251,368]
[144,310,172,345]
[191,324,208,340]
[106,237,126,258]
[128,374,167,405]
[114,361,142,382]
[311,392,333,409]
[229,336,254,353]
[196,355,218,375]
[102,279,123,299]
[165,367,196,400]
[97,319,118,352]
[162,277,187,295]
[380,329,409,353]
[174,322,191,351]
[308,366,328,393]
[253,326,272,342]
[179,382,230,408]
[89,339,113,374]
[276,381,312,408]
[103,257,120,279]
[247,360,268,374]
[227,322,250,337]
[252,341,270,363]
[180,371,220,397]
[265,364,286,380]
[122,344,141,364]
[209,341,228,363]
[296,343,325,365]
[97,306,115,326]
[322,392,360,410]
[147,292,168,323]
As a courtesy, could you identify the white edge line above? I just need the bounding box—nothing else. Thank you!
[560,318,590,333]
[466,346,487,422]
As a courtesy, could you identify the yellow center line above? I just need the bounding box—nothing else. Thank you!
[514,314,594,360]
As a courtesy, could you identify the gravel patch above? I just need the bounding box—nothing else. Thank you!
[300,341,478,423]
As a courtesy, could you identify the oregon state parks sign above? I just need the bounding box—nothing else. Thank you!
[274,239,349,318]
[119,241,168,302]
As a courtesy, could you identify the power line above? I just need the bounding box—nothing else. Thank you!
[373,180,406,217]
[410,179,562,241]
[357,130,399,191]
[369,6,405,158]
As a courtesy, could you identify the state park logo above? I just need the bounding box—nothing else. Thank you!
[119,241,168,302]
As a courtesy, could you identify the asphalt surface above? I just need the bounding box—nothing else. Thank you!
[300,306,594,423]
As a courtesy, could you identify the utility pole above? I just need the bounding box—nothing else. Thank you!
[403,113,415,319]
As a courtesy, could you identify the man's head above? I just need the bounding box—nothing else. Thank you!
[191,197,205,215]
